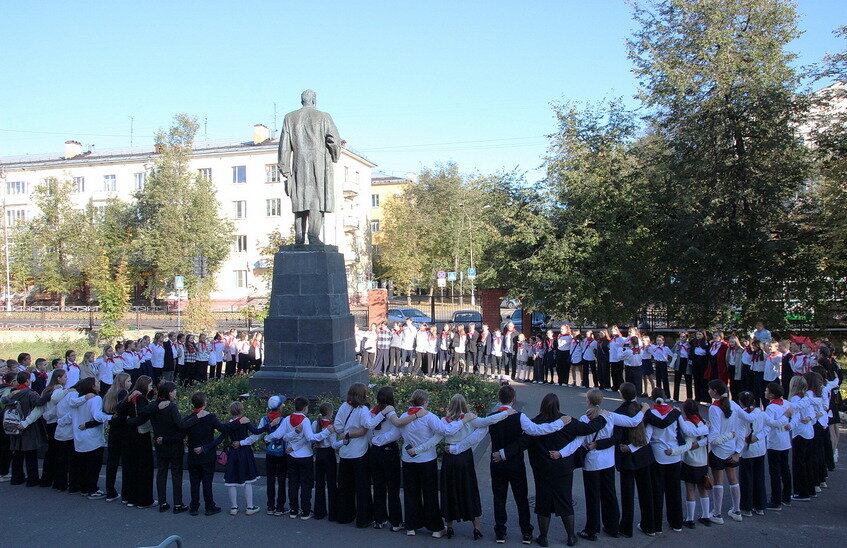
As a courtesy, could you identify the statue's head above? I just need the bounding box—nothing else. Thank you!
[301,89,316,107]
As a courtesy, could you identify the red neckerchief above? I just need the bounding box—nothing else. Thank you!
[229,416,242,423]
[192,408,204,414]
[505,328,515,334]
[770,398,784,406]
[497,406,510,412]
[35,371,48,379]
[17,384,30,390]
[711,399,721,407]
[290,413,306,427]
[267,411,281,422]
[653,404,672,415]
[66,362,78,369]
[129,392,140,404]
[746,407,755,413]
[441,332,449,339]
[200,342,208,351]
[445,414,464,423]
[320,419,333,428]
[105,356,114,363]
[407,407,423,415]
[493,335,502,343]
[686,414,702,424]
[370,406,381,414]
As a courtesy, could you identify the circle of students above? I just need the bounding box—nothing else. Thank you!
[0,322,842,546]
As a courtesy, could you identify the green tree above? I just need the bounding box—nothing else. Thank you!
[91,251,131,340]
[12,177,86,309]
[134,114,232,323]
[628,0,811,328]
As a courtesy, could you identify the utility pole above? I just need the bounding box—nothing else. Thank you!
[0,168,11,312]
[459,204,476,306]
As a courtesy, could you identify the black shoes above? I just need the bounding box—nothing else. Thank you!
[173,505,188,514]
[567,535,578,546]
[522,533,533,544]
[578,530,597,541]
[204,506,222,516]
[189,508,199,516]
[535,536,549,547]
[473,528,483,541]
[683,520,695,529]
[159,503,171,513]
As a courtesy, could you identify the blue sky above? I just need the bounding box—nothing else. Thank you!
[1,1,843,182]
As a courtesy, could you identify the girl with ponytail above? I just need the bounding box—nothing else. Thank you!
[707,379,743,524]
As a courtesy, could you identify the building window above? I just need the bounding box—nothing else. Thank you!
[91,205,107,220]
[232,200,247,219]
[6,181,26,195]
[266,198,282,217]
[134,172,146,191]
[355,171,360,184]
[344,166,349,182]
[5,209,26,226]
[371,194,379,208]
[370,220,380,233]
[73,177,85,193]
[234,235,247,253]
[232,165,247,184]
[265,164,279,183]
[104,174,117,191]
[234,270,248,288]
[198,168,212,180]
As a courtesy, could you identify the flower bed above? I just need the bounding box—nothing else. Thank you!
[173,373,502,452]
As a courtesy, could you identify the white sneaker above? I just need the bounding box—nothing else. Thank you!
[727,510,742,522]
[814,486,822,493]
[709,515,724,524]
[820,482,827,489]
[391,525,404,532]
[0,475,11,482]
[406,530,416,536]
[834,448,839,463]
[229,507,238,516]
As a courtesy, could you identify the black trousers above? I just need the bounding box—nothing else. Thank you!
[10,449,39,486]
[504,352,516,378]
[673,361,692,401]
[374,348,389,374]
[492,462,533,539]
[556,351,569,384]
[654,361,670,397]
[265,454,287,511]
[625,367,643,392]
[464,351,476,376]
[336,455,372,526]
[428,353,437,375]
[739,455,766,511]
[792,436,812,498]
[0,430,11,476]
[40,422,58,487]
[389,347,401,374]
[650,461,682,532]
[105,430,124,498]
[610,361,624,391]
[691,356,709,403]
[582,360,597,388]
[619,465,654,536]
[582,467,620,536]
[53,439,75,491]
[287,455,315,514]
[124,432,154,505]
[767,448,791,505]
[79,447,104,494]
[370,444,402,526]
[188,461,215,511]
[752,371,764,408]
[314,447,337,520]
[156,450,184,506]
[403,459,443,532]
[543,355,556,382]
[533,358,544,383]
[597,358,610,389]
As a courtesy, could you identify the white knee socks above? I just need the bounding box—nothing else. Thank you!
[729,483,741,513]
[245,483,254,508]
[712,485,724,516]
[699,496,711,519]
[229,486,238,508]
[685,500,696,521]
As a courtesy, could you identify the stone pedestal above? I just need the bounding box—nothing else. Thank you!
[249,244,367,397]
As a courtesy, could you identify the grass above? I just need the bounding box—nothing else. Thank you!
[0,336,99,363]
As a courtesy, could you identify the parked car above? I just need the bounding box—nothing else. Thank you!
[502,308,549,332]
[500,298,521,309]
[387,307,433,326]
[451,310,483,327]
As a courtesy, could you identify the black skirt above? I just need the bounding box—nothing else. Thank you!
[680,462,708,484]
[534,468,575,517]
[224,446,258,486]
[439,449,481,522]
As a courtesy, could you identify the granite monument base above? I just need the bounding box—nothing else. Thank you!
[249,244,367,398]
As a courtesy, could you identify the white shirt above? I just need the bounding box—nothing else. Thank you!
[557,334,572,352]
[736,407,770,459]
[622,348,642,367]
[210,340,225,364]
[765,399,792,451]
[71,395,112,453]
[63,362,81,387]
[333,403,372,459]
[371,410,463,463]
[708,401,745,459]
[582,339,598,361]
[764,352,782,382]
[680,419,709,467]
[580,410,645,471]
[266,413,330,458]
[644,409,688,465]
[121,351,139,371]
[96,357,123,385]
[400,324,417,350]
[363,408,400,447]
[150,343,166,369]
[609,335,626,362]
[415,330,430,353]
[53,390,79,442]
[650,344,673,362]
[789,395,813,440]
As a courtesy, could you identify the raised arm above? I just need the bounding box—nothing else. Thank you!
[520,413,565,436]
[446,426,488,454]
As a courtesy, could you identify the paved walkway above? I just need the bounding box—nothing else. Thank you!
[1,381,844,547]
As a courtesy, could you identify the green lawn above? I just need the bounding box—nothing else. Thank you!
[0,336,100,363]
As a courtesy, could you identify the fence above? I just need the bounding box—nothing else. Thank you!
[387,293,484,326]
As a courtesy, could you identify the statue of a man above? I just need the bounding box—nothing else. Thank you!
[277,89,341,245]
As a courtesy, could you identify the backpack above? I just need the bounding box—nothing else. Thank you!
[2,400,23,435]
[263,416,287,457]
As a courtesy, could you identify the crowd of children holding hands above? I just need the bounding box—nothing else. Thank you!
[0,325,842,546]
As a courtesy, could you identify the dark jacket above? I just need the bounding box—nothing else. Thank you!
[146,401,198,457]
[163,341,176,372]
[184,412,227,465]
[505,415,607,479]
[5,388,46,451]
[467,331,479,353]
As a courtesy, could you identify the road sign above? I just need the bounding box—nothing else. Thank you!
[174,276,185,290]
[437,278,447,288]
[467,267,477,279]
[447,271,457,281]
[437,271,447,279]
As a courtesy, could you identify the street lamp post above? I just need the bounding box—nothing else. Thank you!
[459,204,476,307]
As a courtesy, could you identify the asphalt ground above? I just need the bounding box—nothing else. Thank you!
[2,381,845,547]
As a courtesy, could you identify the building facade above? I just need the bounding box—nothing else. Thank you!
[368,172,413,243]
[0,125,375,308]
